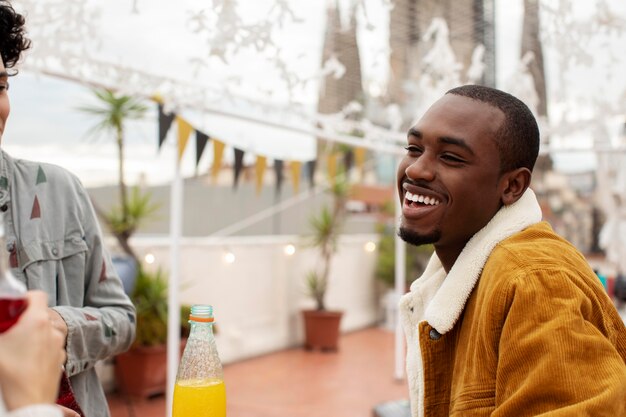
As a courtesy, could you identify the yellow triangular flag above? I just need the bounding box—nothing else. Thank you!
[151,93,164,104]
[255,156,267,195]
[355,147,366,180]
[211,139,226,183]
[327,153,338,185]
[290,161,302,194]
[176,116,193,162]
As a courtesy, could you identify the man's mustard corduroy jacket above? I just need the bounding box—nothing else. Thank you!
[400,190,626,417]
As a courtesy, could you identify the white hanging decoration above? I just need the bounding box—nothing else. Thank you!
[342,101,363,117]
[505,51,540,117]
[321,56,347,80]
[386,104,403,133]
[420,17,463,80]
[465,44,486,84]
[13,0,100,67]
[410,18,462,124]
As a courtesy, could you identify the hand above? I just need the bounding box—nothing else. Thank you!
[48,307,69,346]
[0,291,65,411]
[57,405,81,417]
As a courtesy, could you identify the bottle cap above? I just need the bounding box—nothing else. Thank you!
[189,304,214,322]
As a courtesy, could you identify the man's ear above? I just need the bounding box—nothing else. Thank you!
[500,167,531,206]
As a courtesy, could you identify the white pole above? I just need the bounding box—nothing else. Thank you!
[166,152,182,417]
[394,160,406,381]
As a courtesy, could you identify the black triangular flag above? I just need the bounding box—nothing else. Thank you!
[233,148,245,189]
[305,160,316,189]
[158,103,175,149]
[195,131,210,167]
[274,159,284,195]
[343,149,354,174]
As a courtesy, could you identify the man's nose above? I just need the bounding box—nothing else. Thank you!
[405,155,435,182]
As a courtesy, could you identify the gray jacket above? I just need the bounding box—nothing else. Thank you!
[1,150,136,417]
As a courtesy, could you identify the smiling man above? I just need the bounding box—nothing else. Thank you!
[397,85,626,417]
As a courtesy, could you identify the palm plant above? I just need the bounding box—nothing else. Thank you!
[306,176,349,311]
[78,89,154,263]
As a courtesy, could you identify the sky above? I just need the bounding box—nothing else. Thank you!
[3,0,625,187]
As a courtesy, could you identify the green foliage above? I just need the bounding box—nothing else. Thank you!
[305,271,326,311]
[77,89,148,139]
[309,206,337,253]
[105,186,160,236]
[180,304,192,338]
[374,224,434,289]
[131,269,193,346]
[132,268,168,347]
[330,176,350,202]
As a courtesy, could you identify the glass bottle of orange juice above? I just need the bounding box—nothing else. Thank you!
[173,305,226,417]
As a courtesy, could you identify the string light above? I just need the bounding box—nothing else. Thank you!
[364,241,377,252]
[144,253,156,264]
[284,244,296,256]
[223,251,236,264]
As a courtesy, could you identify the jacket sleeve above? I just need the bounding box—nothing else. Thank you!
[5,404,63,417]
[51,179,136,377]
[492,267,626,416]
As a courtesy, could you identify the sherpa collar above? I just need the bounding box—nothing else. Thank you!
[411,187,543,334]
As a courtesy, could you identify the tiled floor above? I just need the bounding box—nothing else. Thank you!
[107,326,409,417]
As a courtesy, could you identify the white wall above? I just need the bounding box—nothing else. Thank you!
[130,234,381,364]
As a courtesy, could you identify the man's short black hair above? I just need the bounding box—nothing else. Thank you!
[446,85,540,173]
[0,0,31,70]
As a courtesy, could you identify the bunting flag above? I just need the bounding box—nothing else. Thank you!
[305,160,316,189]
[255,156,267,195]
[355,147,367,180]
[176,116,193,162]
[233,148,245,189]
[274,159,284,195]
[211,139,226,183]
[343,149,354,174]
[153,99,372,193]
[195,131,210,167]
[327,153,338,185]
[158,103,175,149]
[290,161,302,194]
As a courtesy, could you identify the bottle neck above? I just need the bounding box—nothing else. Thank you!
[187,305,215,339]
[188,320,215,339]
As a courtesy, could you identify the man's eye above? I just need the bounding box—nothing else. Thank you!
[404,146,421,154]
[441,154,464,163]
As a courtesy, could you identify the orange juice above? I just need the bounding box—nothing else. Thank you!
[172,378,226,417]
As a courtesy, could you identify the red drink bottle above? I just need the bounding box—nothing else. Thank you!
[0,258,27,332]
[0,218,84,416]
[0,213,27,330]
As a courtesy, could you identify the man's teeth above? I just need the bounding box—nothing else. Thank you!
[405,191,440,206]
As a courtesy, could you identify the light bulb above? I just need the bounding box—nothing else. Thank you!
[284,244,296,256]
[223,251,236,264]
[144,253,156,264]
[364,241,376,252]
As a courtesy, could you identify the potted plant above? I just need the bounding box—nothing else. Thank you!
[302,176,349,351]
[114,268,190,398]
[114,268,167,398]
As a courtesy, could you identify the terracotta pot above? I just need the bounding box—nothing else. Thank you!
[114,340,186,399]
[302,309,343,352]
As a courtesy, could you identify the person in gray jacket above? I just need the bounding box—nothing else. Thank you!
[0,2,136,416]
